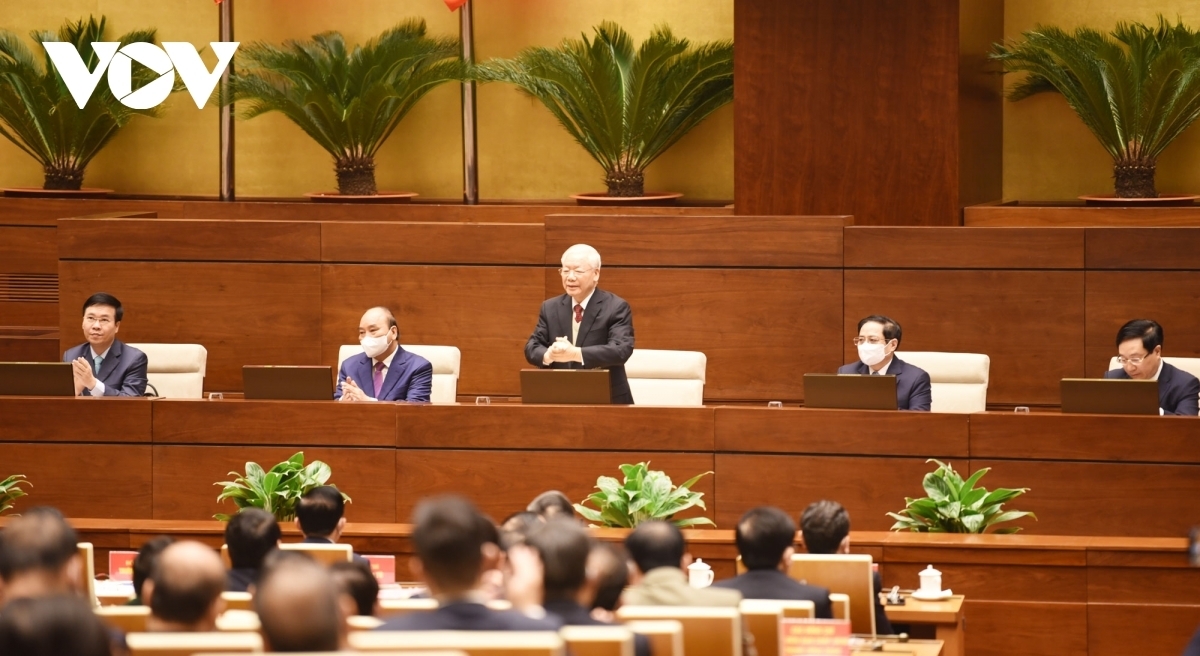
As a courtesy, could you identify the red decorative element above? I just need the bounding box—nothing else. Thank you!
[444,0,469,10]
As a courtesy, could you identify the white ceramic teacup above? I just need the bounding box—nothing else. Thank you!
[688,558,714,588]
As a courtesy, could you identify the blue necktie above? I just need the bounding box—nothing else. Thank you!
[93,355,103,375]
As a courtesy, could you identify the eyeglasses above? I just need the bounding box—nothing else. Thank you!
[83,316,113,326]
[558,268,595,277]
[852,336,890,346]
[1117,355,1152,365]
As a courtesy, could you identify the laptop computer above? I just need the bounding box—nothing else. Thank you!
[520,369,612,404]
[243,365,334,401]
[0,362,75,397]
[1060,378,1159,415]
[804,373,898,411]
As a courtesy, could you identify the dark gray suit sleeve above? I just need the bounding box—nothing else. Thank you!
[524,303,552,367]
[1167,375,1200,416]
[908,369,932,412]
[108,350,149,397]
[580,298,634,368]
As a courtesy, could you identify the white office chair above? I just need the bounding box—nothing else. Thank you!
[337,344,461,403]
[896,351,989,413]
[127,343,207,398]
[623,349,707,406]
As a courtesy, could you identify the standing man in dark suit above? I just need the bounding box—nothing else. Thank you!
[525,244,635,404]
[713,506,833,618]
[837,315,931,411]
[336,306,432,403]
[1103,319,1199,416]
[62,293,148,397]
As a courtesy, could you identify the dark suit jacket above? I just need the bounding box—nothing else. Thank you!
[62,340,148,397]
[334,347,433,402]
[226,567,257,592]
[377,600,560,631]
[1183,625,1200,656]
[300,535,370,567]
[872,571,894,635]
[524,288,635,404]
[542,599,652,656]
[1103,362,1200,416]
[837,357,932,411]
[712,569,833,619]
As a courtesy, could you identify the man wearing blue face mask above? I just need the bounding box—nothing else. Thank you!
[836,315,931,411]
[335,306,432,402]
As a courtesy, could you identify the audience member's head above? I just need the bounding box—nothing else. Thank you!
[800,500,851,555]
[410,495,493,597]
[143,541,227,632]
[330,560,379,617]
[587,541,630,611]
[296,486,348,541]
[527,491,575,520]
[736,506,798,571]
[499,511,543,550]
[254,558,350,653]
[130,536,174,604]
[225,508,281,571]
[0,595,112,656]
[528,518,591,603]
[0,507,81,602]
[624,521,686,576]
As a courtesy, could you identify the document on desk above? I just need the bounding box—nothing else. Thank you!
[780,618,851,656]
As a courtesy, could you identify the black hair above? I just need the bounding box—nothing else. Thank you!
[857,315,902,345]
[82,293,123,322]
[296,486,345,538]
[800,500,851,555]
[588,541,629,611]
[624,521,685,574]
[1116,319,1164,353]
[132,536,175,601]
[527,518,590,601]
[736,506,797,570]
[411,495,486,591]
[0,595,113,656]
[0,507,79,582]
[527,490,575,519]
[499,511,543,550]
[330,560,380,617]
[224,508,281,570]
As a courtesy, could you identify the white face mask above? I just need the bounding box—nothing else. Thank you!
[858,342,888,367]
[360,331,394,359]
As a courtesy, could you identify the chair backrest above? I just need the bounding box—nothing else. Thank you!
[828,593,850,623]
[617,606,742,656]
[623,349,707,406]
[221,591,253,612]
[338,344,461,403]
[738,600,815,656]
[559,625,635,656]
[621,620,684,656]
[216,609,261,632]
[788,555,874,635]
[125,631,263,655]
[896,351,990,413]
[378,597,439,614]
[279,542,354,565]
[350,631,566,656]
[348,615,385,631]
[95,605,150,633]
[78,542,98,607]
[128,343,208,399]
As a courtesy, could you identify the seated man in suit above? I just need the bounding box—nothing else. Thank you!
[256,556,351,652]
[143,541,226,632]
[336,306,432,403]
[62,292,147,397]
[224,508,280,592]
[622,520,741,607]
[1103,319,1199,416]
[295,485,368,566]
[525,244,635,404]
[838,315,931,411]
[800,501,894,635]
[713,506,832,618]
[376,495,558,631]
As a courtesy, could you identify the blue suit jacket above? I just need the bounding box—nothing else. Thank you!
[1103,362,1200,416]
[62,340,148,397]
[837,356,932,411]
[334,347,432,402]
[377,600,560,631]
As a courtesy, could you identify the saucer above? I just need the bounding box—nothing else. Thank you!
[910,588,953,601]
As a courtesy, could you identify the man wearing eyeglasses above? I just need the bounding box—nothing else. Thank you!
[1103,319,1199,416]
[62,292,148,397]
[836,315,931,411]
[524,244,635,404]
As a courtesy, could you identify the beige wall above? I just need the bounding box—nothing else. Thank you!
[0,0,733,200]
[1004,1,1200,199]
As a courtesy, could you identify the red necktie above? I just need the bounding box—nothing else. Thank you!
[574,304,583,323]
[372,362,385,398]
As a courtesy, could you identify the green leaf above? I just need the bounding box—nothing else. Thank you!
[574,462,716,528]
[889,460,1034,534]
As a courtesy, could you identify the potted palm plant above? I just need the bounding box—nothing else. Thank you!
[226,19,462,200]
[477,22,733,205]
[0,16,163,194]
[992,17,1200,202]
[0,475,30,515]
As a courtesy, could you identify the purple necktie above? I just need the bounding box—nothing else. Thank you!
[372,362,385,398]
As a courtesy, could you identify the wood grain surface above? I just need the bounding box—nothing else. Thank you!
[714,407,968,457]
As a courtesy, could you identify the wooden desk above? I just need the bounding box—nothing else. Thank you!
[854,641,942,656]
[885,596,963,656]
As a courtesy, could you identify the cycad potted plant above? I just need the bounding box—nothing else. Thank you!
[0,16,164,194]
[477,22,733,205]
[992,17,1200,202]
[888,460,1035,534]
[215,452,350,522]
[227,19,462,200]
[574,462,715,528]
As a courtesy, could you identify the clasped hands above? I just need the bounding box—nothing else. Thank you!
[338,377,374,402]
[543,336,582,365]
[70,357,97,396]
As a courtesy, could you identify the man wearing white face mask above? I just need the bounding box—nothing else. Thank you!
[836,315,931,411]
[335,307,432,402]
